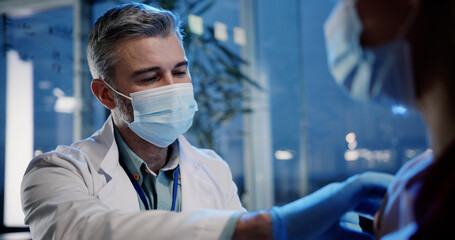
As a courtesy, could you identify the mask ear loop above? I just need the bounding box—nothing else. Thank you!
[102,80,134,125]
[102,80,133,100]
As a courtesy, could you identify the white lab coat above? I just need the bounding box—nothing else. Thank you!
[21,116,245,240]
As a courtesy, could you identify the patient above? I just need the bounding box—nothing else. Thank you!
[324,0,455,239]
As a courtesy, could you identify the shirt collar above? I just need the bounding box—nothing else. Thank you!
[162,141,180,172]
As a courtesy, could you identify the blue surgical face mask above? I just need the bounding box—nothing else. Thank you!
[324,0,417,108]
[104,81,198,148]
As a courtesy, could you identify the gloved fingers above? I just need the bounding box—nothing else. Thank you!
[314,220,374,240]
[337,225,374,240]
[349,171,395,198]
[339,212,359,226]
[270,172,393,240]
[356,172,395,186]
[354,199,381,218]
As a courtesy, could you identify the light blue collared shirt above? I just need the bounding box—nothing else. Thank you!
[114,125,181,211]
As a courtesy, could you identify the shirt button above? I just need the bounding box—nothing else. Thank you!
[134,173,140,181]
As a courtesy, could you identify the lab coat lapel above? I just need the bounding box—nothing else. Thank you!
[179,136,216,210]
[96,116,140,211]
[95,120,219,211]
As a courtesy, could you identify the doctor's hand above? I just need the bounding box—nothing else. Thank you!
[270,171,394,240]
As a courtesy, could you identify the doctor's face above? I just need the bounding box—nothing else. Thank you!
[110,33,191,123]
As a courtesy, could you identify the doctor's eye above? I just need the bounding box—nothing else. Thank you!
[172,71,187,77]
[141,75,159,83]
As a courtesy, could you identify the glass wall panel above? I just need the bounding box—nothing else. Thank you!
[253,1,306,205]
[246,0,428,205]
[1,6,74,227]
[299,1,428,192]
[0,15,7,230]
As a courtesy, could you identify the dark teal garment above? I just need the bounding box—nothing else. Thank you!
[114,125,181,211]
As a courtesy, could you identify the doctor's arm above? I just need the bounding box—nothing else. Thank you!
[22,150,391,240]
[21,153,238,240]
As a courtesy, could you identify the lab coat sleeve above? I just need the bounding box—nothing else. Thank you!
[21,152,237,240]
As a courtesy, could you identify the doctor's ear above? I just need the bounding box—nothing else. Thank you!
[91,79,116,110]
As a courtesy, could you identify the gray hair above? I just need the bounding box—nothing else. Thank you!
[87,3,183,85]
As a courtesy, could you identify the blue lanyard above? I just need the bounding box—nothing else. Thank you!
[119,159,180,211]
[171,167,179,211]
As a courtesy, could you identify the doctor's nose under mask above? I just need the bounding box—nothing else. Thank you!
[324,0,417,108]
[104,81,198,148]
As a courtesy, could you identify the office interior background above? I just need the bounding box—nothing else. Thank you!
[0,0,428,235]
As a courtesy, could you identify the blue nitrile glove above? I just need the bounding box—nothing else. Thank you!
[315,211,373,240]
[270,171,394,240]
[315,199,383,240]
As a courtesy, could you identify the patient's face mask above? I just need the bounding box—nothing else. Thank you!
[324,0,417,108]
[105,81,198,148]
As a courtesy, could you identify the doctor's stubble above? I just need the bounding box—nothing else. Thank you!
[112,88,134,129]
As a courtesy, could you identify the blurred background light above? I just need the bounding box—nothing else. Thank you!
[391,104,408,115]
[233,27,246,46]
[188,14,204,35]
[275,150,294,161]
[345,132,356,143]
[214,21,228,41]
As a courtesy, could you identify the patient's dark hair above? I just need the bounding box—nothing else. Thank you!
[411,0,455,99]
[409,2,455,235]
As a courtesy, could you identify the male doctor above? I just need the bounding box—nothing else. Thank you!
[21,3,393,239]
